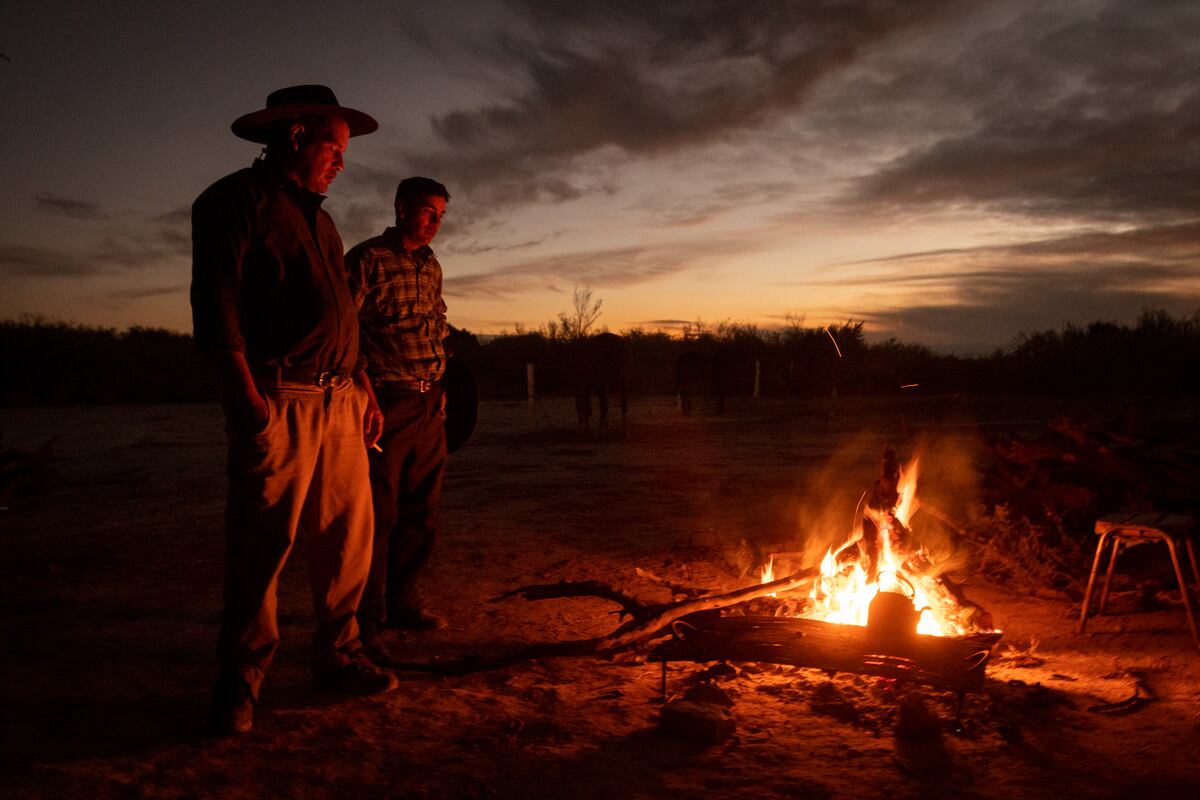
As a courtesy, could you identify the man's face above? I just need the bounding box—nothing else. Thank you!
[397,194,447,248]
[294,116,349,194]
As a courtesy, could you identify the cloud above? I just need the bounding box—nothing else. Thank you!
[0,209,192,277]
[813,220,1200,351]
[830,220,1200,279]
[106,285,188,300]
[634,319,692,329]
[445,236,753,299]
[0,245,95,277]
[854,281,1199,355]
[444,237,552,257]
[88,226,190,271]
[849,0,1200,225]
[644,180,801,228]
[376,0,963,226]
[34,193,108,221]
[369,0,1199,253]
[155,206,191,226]
[365,0,1200,265]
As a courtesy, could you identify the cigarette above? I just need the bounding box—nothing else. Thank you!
[371,443,384,452]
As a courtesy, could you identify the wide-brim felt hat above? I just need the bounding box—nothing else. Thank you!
[231,84,378,143]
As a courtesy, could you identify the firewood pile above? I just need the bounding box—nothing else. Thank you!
[972,412,1200,593]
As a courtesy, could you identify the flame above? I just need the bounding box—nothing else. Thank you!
[895,459,919,527]
[759,557,776,597]
[759,457,986,637]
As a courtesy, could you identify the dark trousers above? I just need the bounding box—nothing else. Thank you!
[360,386,447,629]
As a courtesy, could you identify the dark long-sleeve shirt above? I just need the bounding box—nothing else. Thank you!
[190,160,359,374]
[345,228,448,384]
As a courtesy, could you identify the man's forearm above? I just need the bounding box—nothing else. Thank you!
[212,350,259,399]
[210,349,268,430]
[354,366,379,406]
[354,365,385,448]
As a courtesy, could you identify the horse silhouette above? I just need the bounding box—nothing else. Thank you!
[675,349,728,415]
[572,332,632,435]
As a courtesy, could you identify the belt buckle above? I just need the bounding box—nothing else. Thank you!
[418,379,431,393]
[317,371,335,387]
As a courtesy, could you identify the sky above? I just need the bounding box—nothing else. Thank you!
[1,0,1197,354]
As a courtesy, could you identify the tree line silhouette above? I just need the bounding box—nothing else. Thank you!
[3,309,1199,406]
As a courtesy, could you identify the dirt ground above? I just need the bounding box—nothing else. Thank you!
[2,395,1199,800]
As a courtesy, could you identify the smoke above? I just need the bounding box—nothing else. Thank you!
[787,427,983,575]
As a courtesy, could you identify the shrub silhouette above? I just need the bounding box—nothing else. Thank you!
[4,309,1199,405]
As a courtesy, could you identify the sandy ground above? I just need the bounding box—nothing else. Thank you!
[2,395,1199,800]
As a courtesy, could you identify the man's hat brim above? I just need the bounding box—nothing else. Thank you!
[231,104,378,143]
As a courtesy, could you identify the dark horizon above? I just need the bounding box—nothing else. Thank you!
[6,307,1200,409]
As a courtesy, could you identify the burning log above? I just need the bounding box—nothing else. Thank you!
[860,447,900,583]
[649,614,1002,694]
[384,568,818,675]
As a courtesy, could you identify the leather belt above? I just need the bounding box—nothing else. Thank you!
[379,378,439,394]
[260,367,352,387]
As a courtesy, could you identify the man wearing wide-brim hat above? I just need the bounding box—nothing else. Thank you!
[191,85,396,736]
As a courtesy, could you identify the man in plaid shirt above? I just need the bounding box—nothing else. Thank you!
[346,177,451,659]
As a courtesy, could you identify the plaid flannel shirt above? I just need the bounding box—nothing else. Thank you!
[346,227,448,385]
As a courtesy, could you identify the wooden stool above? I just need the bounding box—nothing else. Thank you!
[1078,512,1199,647]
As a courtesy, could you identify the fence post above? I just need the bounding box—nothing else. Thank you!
[754,360,761,400]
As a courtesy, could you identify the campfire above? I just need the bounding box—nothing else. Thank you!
[760,449,995,639]
[407,447,1001,697]
[652,447,1002,694]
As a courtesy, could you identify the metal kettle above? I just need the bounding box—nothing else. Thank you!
[867,590,922,637]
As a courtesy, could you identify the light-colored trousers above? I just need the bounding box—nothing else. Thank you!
[218,379,373,696]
